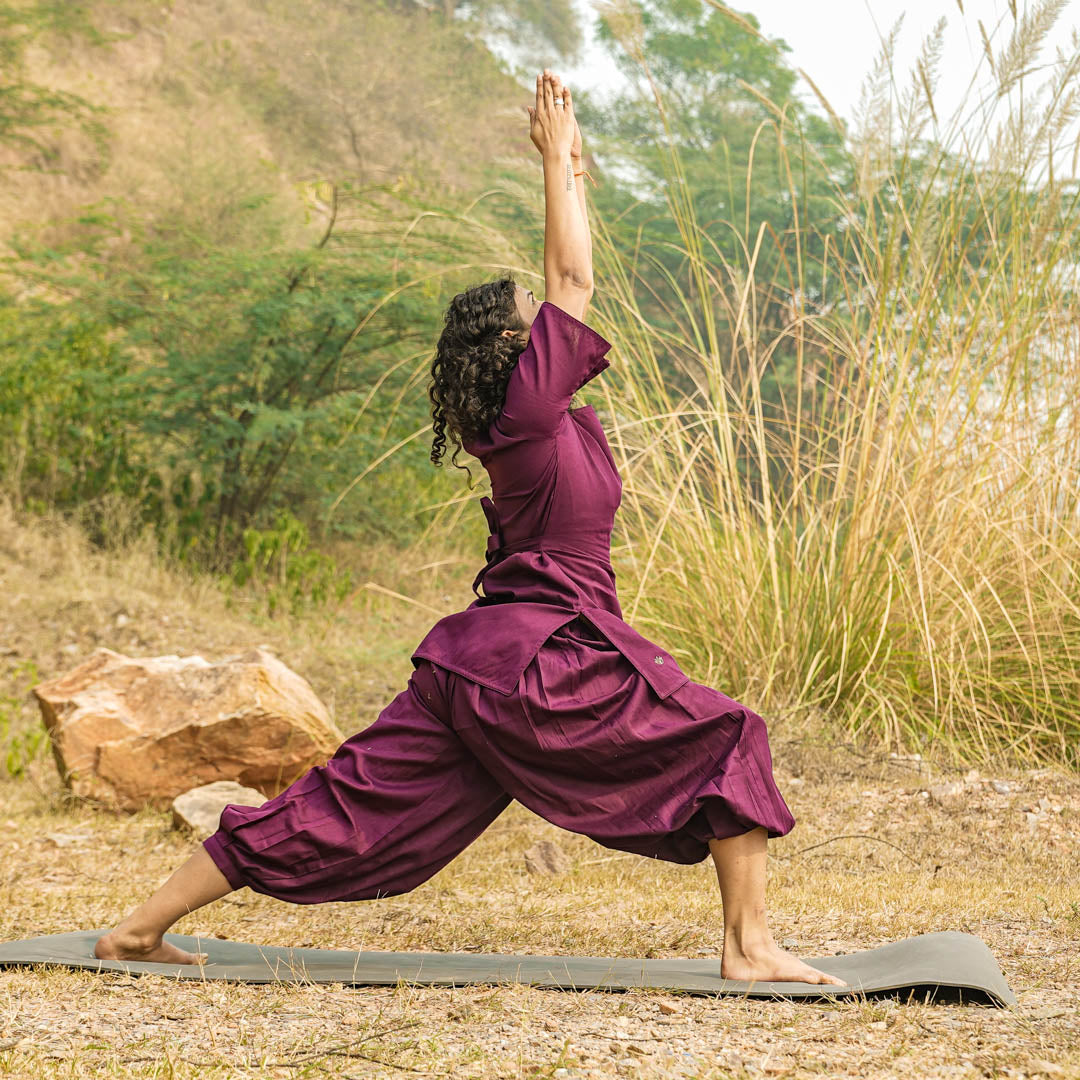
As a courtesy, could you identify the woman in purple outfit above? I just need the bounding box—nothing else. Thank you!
[95,70,843,988]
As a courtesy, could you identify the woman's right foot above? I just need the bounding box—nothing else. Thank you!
[721,938,846,986]
[94,927,208,965]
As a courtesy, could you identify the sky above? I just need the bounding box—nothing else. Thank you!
[544,0,1080,164]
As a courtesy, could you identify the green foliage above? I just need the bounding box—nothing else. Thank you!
[0,1,110,167]
[0,296,153,524]
[591,2,846,299]
[231,510,353,617]
[0,660,47,780]
[6,170,510,562]
[584,0,854,505]
[2,0,547,565]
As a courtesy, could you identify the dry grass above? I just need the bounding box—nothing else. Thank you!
[581,0,1080,769]
[0,509,1078,1079]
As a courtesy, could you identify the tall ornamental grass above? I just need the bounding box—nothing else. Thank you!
[587,1,1080,767]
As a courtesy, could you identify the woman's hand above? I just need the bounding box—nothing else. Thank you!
[551,72,584,159]
[528,69,577,159]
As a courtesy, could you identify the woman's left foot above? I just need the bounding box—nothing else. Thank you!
[721,940,845,986]
[94,928,208,965]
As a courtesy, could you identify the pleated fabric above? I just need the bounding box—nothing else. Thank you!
[203,301,796,904]
[203,617,794,904]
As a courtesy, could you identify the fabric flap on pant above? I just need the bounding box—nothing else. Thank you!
[576,607,691,700]
[411,603,581,696]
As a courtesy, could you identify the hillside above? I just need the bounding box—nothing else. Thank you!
[2,0,536,254]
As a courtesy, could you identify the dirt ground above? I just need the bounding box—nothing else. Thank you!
[0,510,1077,1078]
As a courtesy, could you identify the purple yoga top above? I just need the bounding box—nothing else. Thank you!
[412,301,690,700]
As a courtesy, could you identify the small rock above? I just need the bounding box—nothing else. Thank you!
[524,839,571,876]
[114,613,130,628]
[991,780,1012,794]
[869,1020,888,1030]
[1030,1059,1065,1076]
[44,831,90,848]
[61,643,80,656]
[964,769,980,784]
[929,781,964,804]
[658,1000,681,1015]
[781,937,798,949]
[1028,1006,1067,1019]
[172,781,267,839]
[1038,797,1053,812]
[1025,811,1041,834]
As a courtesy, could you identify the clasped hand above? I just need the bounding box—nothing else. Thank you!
[527,68,582,160]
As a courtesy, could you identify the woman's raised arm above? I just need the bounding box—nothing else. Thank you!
[528,70,594,322]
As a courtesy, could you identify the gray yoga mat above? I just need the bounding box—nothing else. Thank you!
[0,930,1016,1008]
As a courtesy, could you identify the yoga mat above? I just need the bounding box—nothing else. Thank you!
[0,930,1016,1008]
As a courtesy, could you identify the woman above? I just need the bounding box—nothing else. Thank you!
[95,71,843,988]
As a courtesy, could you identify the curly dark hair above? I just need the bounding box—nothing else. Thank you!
[429,275,529,487]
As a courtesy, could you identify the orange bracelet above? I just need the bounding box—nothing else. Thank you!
[574,169,599,188]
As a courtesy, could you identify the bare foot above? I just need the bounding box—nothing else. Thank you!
[94,927,208,966]
[721,940,846,986]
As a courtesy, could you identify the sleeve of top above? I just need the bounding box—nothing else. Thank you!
[495,301,613,440]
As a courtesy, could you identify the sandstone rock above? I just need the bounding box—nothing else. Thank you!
[172,780,267,838]
[524,839,571,876]
[928,780,964,804]
[33,647,340,812]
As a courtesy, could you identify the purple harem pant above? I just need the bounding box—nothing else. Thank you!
[202,617,796,903]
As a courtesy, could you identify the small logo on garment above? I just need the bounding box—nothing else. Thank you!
[653,655,664,665]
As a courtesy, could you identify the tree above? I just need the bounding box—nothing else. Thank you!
[587,0,850,328]
[0,2,107,167]
[408,0,584,63]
